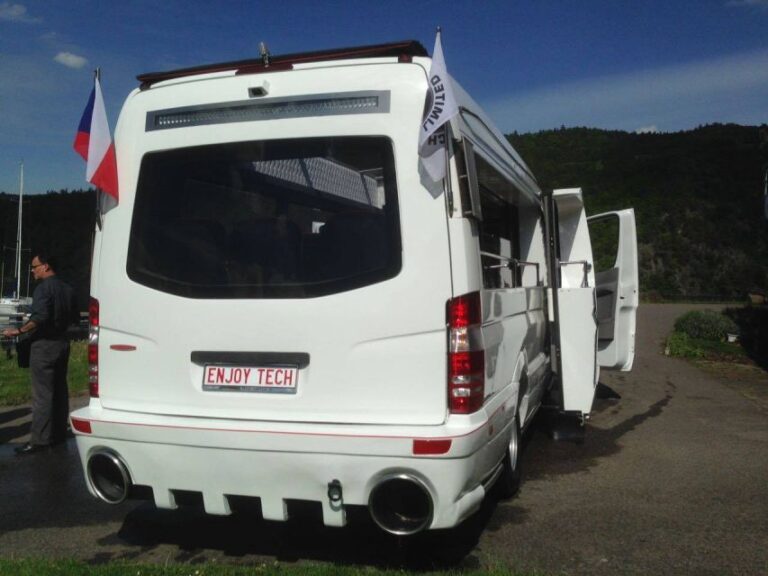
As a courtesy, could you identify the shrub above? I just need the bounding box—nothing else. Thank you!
[674,310,738,341]
[666,331,705,358]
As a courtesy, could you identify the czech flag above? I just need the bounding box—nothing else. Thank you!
[73,76,119,201]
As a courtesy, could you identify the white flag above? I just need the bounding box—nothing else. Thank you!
[418,30,459,181]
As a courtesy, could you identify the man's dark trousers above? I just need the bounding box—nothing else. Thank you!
[30,339,70,445]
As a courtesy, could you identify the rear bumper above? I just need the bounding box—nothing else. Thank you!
[70,389,516,530]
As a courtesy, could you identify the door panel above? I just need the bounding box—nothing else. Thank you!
[549,188,599,416]
[547,190,638,417]
[556,288,598,414]
[588,210,639,371]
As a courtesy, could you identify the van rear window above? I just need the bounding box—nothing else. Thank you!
[127,137,401,298]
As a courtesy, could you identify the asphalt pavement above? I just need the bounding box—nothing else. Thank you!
[0,303,766,574]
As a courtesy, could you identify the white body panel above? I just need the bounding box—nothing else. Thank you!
[75,386,517,529]
[556,289,598,414]
[95,63,451,426]
[551,189,599,414]
[444,214,549,432]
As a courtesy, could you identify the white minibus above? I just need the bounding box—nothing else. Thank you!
[71,40,638,536]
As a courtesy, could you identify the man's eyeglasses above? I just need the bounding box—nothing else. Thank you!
[30,263,44,271]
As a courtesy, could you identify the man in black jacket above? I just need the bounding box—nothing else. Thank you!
[2,252,75,455]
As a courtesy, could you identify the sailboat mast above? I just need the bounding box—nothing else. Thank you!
[15,161,23,298]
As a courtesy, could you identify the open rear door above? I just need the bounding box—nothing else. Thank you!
[546,189,598,416]
[587,210,639,371]
[546,192,639,417]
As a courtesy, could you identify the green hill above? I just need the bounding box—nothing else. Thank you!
[1,124,765,305]
[509,124,768,299]
[0,190,94,309]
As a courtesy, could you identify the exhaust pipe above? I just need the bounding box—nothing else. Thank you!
[87,450,131,504]
[368,473,434,535]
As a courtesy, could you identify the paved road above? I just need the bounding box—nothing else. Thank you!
[1,304,766,574]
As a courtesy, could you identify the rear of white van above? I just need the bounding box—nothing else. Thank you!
[71,60,514,534]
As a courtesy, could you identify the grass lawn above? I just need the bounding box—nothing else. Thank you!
[0,340,88,406]
[0,559,533,576]
[666,331,750,362]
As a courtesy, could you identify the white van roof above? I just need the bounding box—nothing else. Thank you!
[134,39,541,202]
[449,79,542,202]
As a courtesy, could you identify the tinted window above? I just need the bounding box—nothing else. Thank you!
[588,214,619,273]
[479,185,520,289]
[127,137,401,298]
[475,157,520,289]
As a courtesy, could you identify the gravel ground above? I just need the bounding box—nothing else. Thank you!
[0,303,766,575]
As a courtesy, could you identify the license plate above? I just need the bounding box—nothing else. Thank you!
[202,365,299,394]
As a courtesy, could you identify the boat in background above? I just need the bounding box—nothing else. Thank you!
[0,161,32,325]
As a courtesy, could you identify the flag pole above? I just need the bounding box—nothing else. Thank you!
[15,160,23,299]
[435,26,451,202]
[93,68,103,230]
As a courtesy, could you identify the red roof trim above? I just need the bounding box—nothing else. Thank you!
[137,40,428,89]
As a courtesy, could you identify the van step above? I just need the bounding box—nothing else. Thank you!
[545,413,585,444]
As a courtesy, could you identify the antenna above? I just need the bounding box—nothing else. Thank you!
[15,161,23,299]
[259,42,271,67]
[93,67,103,231]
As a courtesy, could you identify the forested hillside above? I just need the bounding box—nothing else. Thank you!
[0,190,94,308]
[0,125,765,307]
[510,124,768,299]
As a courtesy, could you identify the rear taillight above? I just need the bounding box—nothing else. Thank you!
[70,418,92,434]
[447,292,484,414]
[88,297,99,398]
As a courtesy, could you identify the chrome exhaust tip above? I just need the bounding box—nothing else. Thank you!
[368,473,434,535]
[87,450,131,504]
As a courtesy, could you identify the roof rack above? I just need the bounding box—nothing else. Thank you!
[137,40,428,90]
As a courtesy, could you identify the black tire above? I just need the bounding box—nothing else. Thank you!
[497,416,522,498]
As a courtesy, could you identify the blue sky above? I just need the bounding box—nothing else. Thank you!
[1,0,767,194]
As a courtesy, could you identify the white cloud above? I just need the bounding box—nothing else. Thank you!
[0,2,38,22]
[54,51,88,69]
[636,125,659,134]
[485,49,768,132]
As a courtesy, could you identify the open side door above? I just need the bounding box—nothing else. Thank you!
[546,188,598,416]
[587,210,639,371]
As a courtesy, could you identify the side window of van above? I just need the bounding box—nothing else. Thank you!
[127,137,401,299]
[459,148,521,290]
[478,183,520,289]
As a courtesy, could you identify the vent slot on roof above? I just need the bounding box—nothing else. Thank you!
[145,91,390,132]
